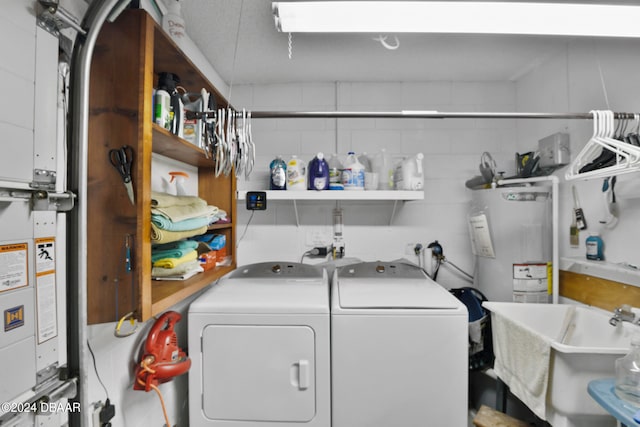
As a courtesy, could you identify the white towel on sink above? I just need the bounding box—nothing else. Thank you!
[492,310,552,421]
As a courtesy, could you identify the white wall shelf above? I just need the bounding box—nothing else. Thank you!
[560,257,640,288]
[237,190,424,201]
[237,190,424,225]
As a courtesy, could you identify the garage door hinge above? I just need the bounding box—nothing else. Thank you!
[37,0,86,37]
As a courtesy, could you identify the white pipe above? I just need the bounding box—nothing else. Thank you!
[497,175,560,304]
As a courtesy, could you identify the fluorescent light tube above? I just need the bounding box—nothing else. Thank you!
[272,1,640,38]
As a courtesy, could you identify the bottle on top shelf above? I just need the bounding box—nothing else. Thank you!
[269,156,287,190]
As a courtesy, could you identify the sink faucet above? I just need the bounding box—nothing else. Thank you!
[610,304,636,326]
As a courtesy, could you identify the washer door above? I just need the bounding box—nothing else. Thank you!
[202,324,316,422]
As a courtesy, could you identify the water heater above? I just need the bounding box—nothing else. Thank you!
[468,185,552,303]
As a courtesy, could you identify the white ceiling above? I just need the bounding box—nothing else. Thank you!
[178,0,624,85]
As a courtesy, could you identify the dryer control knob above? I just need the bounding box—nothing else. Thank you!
[376,265,385,273]
[271,264,282,273]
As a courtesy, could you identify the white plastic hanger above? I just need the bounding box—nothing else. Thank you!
[565,110,640,180]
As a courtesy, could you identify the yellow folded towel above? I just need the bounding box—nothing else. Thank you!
[151,191,206,208]
[150,223,208,244]
[152,250,198,269]
[152,260,202,278]
[151,204,218,223]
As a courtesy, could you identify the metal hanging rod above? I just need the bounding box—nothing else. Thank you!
[192,110,639,120]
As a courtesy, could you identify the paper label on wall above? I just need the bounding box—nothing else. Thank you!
[0,243,28,292]
[35,238,57,343]
[468,214,495,258]
[36,272,57,343]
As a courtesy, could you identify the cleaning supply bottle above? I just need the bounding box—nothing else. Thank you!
[154,72,179,131]
[308,152,329,191]
[328,153,344,190]
[585,232,604,260]
[372,149,393,190]
[342,151,365,190]
[396,153,424,190]
[269,156,287,190]
[286,155,306,190]
[168,171,189,196]
[615,333,640,404]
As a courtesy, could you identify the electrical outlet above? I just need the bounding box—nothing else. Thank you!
[405,243,417,256]
[306,228,331,247]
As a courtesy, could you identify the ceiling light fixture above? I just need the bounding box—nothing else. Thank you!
[272,1,640,38]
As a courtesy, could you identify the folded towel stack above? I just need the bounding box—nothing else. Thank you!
[150,191,218,244]
[150,192,216,280]
[151,241,203,280]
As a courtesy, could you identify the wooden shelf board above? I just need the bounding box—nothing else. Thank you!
[150,264,235,316]
[208,222,233,230]
[152,124,216,167]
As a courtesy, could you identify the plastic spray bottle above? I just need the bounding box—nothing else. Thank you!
[169,171,189,196]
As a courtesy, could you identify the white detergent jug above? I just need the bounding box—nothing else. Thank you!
[342,152,365,190]
[395,153,424,190]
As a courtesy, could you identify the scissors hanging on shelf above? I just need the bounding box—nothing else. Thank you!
[109,145,135,205]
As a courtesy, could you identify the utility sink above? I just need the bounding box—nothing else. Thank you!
[483,302,637,427]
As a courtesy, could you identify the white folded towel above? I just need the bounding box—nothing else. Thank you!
[492,311,552,420]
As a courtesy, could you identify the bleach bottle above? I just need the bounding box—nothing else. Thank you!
[286,155,306,190]
[342,151,365,190]
[270,156,287,190]
[308,152,329,191]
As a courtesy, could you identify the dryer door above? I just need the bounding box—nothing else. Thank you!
[202,324,316,422]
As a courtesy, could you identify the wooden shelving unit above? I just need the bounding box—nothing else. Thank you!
[87,9,236,324]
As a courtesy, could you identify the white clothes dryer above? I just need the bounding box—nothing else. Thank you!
[331,261,469,427]
[189,262,330,427]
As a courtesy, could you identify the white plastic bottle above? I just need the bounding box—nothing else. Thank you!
[286,155,306,191]
[400,153,424,190]
[615,333,640,404]
[154,88,171,129]
[372,149,393,190]
[342,151,365,190]
[328,153,344,190]
[162,0,186,43]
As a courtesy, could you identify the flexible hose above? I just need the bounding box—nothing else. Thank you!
[443,259,474,282]
[137,357,171,427]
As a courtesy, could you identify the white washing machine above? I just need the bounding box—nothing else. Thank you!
[331,261,469,427]
[188,262,330,427]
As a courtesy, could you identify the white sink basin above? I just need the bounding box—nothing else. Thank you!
[483,302,636,427]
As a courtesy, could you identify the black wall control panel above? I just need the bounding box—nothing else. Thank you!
[246,191,267,210]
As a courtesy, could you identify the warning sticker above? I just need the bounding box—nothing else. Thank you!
[0,243,28,292]
[36,272,57,343]
[35,238,55,275]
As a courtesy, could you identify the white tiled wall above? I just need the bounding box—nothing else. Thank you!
[234,81,518,287]
[516,39,640,269]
